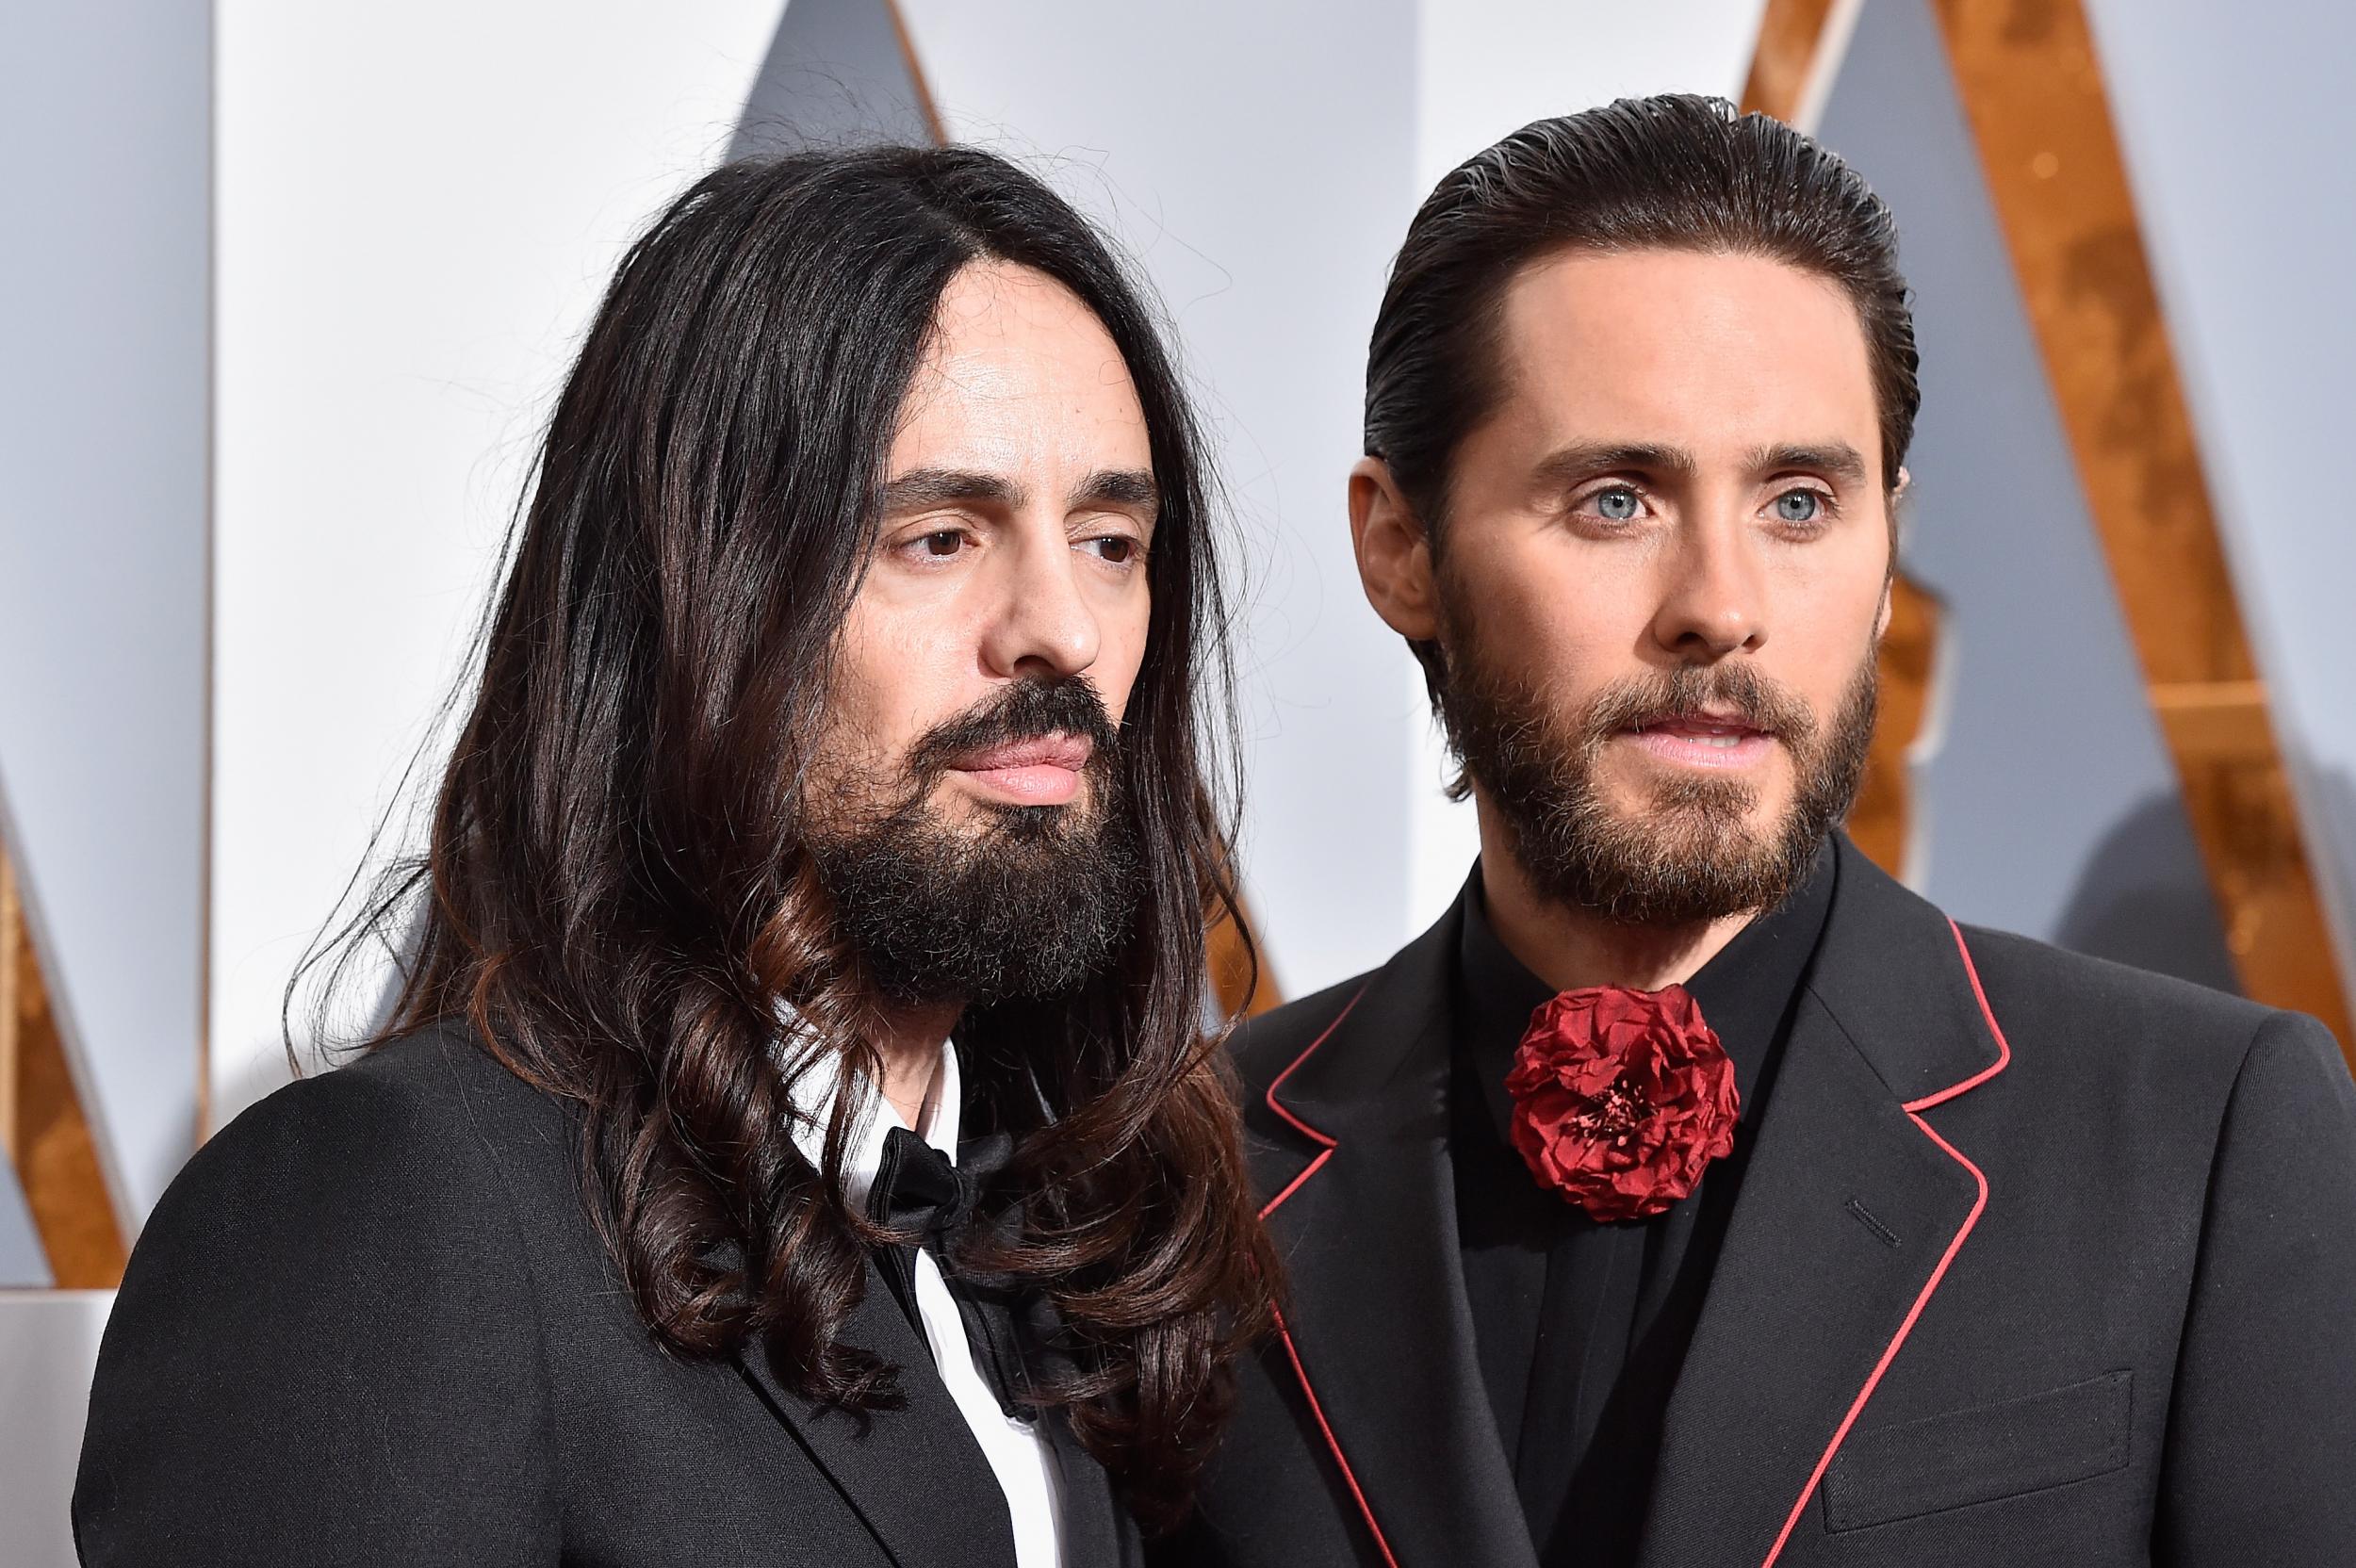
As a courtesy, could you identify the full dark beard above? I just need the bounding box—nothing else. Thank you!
[1437,636,1878,927]
[806,678,1140,1008]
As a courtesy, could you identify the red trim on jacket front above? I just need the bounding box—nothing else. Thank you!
[1257,986,1366,1221]
[1255,985,1399,1566]
[1270,1303,1402,1568]
[1910,921,2016,1110]
[1758,918,2011,1567]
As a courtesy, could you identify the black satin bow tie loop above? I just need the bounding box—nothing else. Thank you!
[869,1124,972,1250]
[867,1124,1030,1417]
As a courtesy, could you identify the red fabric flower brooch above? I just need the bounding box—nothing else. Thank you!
[1505,985,1741,1223]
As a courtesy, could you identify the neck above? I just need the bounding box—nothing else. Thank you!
[870,998,961,1130]
[1474,805,1756,994]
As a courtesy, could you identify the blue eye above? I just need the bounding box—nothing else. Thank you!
[1595,487,1641,522]
[1775,490,1822,524]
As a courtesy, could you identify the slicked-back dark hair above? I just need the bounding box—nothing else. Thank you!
[1365,94,1919,689]
[312,145,1274,1527]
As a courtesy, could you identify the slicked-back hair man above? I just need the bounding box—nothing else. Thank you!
[1170,96,2356,1568]
[76,147,1276,1568]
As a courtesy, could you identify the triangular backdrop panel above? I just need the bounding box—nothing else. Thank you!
[733,0,939,159]
[0,1151,45,1287]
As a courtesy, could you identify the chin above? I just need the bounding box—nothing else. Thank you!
[1622,777,1790,843]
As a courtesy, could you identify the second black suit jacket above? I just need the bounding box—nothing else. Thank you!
[1170,837,2356,1567]
[74,1025,1142,1568]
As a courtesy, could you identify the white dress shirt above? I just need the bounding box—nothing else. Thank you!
[785,1038,1066,1568]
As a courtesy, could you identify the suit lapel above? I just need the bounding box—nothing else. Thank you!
[736,1257,1020,1568]
[1255,897,1540,1568]
[1634,840,2009,1567]
[1022,1282,1137,1568]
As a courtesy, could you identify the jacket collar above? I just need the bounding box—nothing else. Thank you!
[735,1258,1021,1568]
[1252,836,2011,1568]
[1250,888,1540,1568]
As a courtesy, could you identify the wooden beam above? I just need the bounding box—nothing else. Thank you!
[1209,894,1282,1021]
[1930,0,2352,1057]
[2,846,128,1287]
[1742,0,1843,124]
[1,857,19,1168]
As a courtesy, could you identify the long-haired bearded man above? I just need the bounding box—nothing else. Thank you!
[74,147,1275,1568]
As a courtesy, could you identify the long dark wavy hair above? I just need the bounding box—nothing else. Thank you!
[308,145,1276,1527]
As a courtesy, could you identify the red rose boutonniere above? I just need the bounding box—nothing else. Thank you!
[1505,985,1740,1223]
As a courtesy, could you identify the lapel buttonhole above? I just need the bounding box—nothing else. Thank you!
[1844,1198,1902,1250]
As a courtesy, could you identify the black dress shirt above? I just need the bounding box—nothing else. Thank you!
[1449,842,1837,1564]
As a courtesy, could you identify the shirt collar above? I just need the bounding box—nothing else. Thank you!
[780,1021,963,1213]
[1454,838,1839,1147]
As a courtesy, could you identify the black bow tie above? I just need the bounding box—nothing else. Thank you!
[867,1124,1028,1416]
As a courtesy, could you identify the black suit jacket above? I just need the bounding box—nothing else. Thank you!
[74,1025,1141,1568]
[1170,838,2356,1567]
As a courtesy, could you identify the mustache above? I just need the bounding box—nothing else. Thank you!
[1579,663,1821,749]
[903,676,1121,789]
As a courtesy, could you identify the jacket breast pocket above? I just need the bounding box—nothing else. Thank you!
[1820,1370,2134,1533]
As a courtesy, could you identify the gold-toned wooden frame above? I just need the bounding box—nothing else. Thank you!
[1747,0,2353,1056]
[1,846,128,1287]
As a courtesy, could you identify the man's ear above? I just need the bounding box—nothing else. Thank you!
[1350,456,1442,642]
[1875,464,1911,642]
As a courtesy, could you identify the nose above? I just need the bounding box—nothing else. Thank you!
[977,528,1102,681]
[1648,514,1768,661]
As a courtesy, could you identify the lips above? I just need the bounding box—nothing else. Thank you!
[1629,710,1772,746]
[1622,710,1776,769]
[953,733,1094,772]
[949,731,1094,805]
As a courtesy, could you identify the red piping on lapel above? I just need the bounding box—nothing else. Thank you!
[1258,985,1399,1567]
[1271,1304,1402,1568]
[1759,918,2012,1567]
[1257,985,1366,1221]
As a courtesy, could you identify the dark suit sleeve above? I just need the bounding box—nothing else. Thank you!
[73,1062,562,1565]
[2156,1012,2356,1565]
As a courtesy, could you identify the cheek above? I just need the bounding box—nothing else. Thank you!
[1449,548,1630,691]
[1092,590,1153,727]
[1769,558,1888,711]
[828,600,960,759]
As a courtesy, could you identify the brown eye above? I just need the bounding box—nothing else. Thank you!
[1092,536,1136,564]
[921,530,963,557]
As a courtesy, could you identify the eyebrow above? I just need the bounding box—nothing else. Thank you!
[1530,442,1698,486]
[1748,443,1871,486]
[878,468,1023,514]
[1072,468,1160,514]
[876,466,1159,516]
[1528,440,1871,487]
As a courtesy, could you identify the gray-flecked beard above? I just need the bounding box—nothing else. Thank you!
[1434,627,1877,928]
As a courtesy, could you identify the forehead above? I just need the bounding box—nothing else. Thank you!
[1490,249,1882,481]
[890,260,1150,476]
